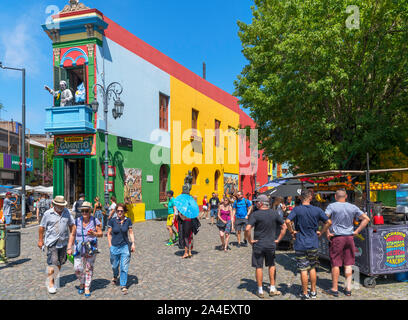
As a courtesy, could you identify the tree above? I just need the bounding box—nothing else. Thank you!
[234,0,408,174]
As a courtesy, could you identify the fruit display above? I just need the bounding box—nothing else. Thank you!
[315,182,398,191]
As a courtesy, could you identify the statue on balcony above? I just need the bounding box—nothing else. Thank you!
[44,81,73,107]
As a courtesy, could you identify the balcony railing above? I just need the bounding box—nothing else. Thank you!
[44,105,96,135]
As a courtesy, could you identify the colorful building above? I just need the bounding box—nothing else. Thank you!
[43,1,268,220]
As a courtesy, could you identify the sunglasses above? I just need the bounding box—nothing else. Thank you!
[117,209,124,213]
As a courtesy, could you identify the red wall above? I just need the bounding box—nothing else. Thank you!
[239,111,268,200]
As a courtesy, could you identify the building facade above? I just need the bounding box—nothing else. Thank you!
[43,1,268,220]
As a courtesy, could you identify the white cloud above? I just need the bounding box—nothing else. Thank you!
[0,10,47,77]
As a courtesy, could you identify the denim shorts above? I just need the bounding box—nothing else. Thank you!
[4,215,12,225]
[210,209,218,217]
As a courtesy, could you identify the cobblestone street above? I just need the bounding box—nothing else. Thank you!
[1,219,407,300]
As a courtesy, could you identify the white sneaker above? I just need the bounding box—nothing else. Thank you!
[48,286,57,294]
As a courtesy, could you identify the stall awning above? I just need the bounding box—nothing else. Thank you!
[281,168,408,180]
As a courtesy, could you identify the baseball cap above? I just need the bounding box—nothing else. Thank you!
[253,194,269,203]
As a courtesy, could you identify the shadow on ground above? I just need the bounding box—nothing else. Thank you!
[0,258,31,270]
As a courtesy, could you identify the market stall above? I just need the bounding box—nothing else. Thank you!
[282,162,408,288]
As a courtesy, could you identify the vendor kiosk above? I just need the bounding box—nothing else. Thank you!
[284,162,408,288]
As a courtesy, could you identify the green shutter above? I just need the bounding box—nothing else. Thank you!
[53,158,64,198]
[85,157,97,202]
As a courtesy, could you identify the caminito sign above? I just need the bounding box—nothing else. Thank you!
[55,135,94,156]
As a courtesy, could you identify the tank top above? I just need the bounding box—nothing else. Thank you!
[220,208,231,221]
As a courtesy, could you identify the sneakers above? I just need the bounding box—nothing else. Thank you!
[256,291,265,299]
[269,290,282,297]
[310,291,317,299]
[47,286,57,294]
[299,293,310,300]
[166,239,174,246]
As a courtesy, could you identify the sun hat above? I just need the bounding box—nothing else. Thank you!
[79,201,92,211]
[52,195,68,207]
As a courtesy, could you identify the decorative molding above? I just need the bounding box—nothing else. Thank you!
[60,47,89,67]
[60,0,90,14]
[50,29,60,43]
[85,24,94,38]
[86,44,94,57]
[53,48,61,62]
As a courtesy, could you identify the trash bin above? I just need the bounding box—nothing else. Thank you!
[6,225,21,258]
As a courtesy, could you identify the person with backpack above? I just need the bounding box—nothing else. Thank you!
[37,193,51,224]
[233,191,253,247]
[72,193,86,219]
[67,202,103,298]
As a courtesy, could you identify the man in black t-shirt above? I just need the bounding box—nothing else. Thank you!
[245,194,287,299]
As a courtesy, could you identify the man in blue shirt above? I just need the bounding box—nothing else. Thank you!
[286,189,332,300]
[233,191,253,247]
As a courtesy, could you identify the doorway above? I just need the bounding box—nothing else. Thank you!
[64,158,85,206]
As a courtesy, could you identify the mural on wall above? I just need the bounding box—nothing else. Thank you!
[224,173,239,195]
[124,168,142,203]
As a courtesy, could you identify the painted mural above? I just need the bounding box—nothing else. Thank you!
[124,168,143,203]
[224,173,239,195]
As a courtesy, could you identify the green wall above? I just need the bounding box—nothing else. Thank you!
[96,132,170,211]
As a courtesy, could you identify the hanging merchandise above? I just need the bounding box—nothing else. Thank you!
[300,174,342,184]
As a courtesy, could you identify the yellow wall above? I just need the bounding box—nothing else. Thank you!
[170,76,240,202]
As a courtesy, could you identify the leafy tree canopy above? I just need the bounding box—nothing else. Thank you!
[234,0,408,174]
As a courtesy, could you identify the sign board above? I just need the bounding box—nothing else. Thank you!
[55,134,95,156]
[146,175,154,182]
[118,136,133,149]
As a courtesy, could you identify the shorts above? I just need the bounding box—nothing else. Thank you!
[295,249,319,271]
[329,235,356,267]
[202,206,208,211]
[4,215,12,225]
[47,245,68,267]
[166,214,175,227]
[235,218,248,231]
[218,220,232,234]
[252,245,276,268]
[210,209,218,217]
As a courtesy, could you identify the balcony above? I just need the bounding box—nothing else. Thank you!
[44,105,96,135]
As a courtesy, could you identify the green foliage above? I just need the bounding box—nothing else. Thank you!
[46,143,54,170]
[235,0,408,174]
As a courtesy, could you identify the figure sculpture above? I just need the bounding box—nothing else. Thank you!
[45,81,73,107]
[183,170,193,194]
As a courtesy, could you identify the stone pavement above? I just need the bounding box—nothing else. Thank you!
[0,219,407,300]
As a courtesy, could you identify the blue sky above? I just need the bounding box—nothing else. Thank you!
[0,0,254,134]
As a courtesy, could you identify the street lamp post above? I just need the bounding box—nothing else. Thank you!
[91,82,124,214]
[0,62,26,228]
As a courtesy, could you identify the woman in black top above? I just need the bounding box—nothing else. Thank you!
[107,203,135,295]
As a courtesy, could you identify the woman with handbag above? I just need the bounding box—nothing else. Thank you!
[217,197,234,252]
[108,203,135,295]
[67,202,103,297]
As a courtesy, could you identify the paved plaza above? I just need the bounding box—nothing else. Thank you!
[0,219,407,300]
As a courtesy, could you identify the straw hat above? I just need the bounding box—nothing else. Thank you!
[79,201,92,211]
[52,195,67,207]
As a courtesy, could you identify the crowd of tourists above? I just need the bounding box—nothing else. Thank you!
[4,183,370,299]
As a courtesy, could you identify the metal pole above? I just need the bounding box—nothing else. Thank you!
[366,152,371,226]
[104,91,109,214]
[21,69,26,228]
